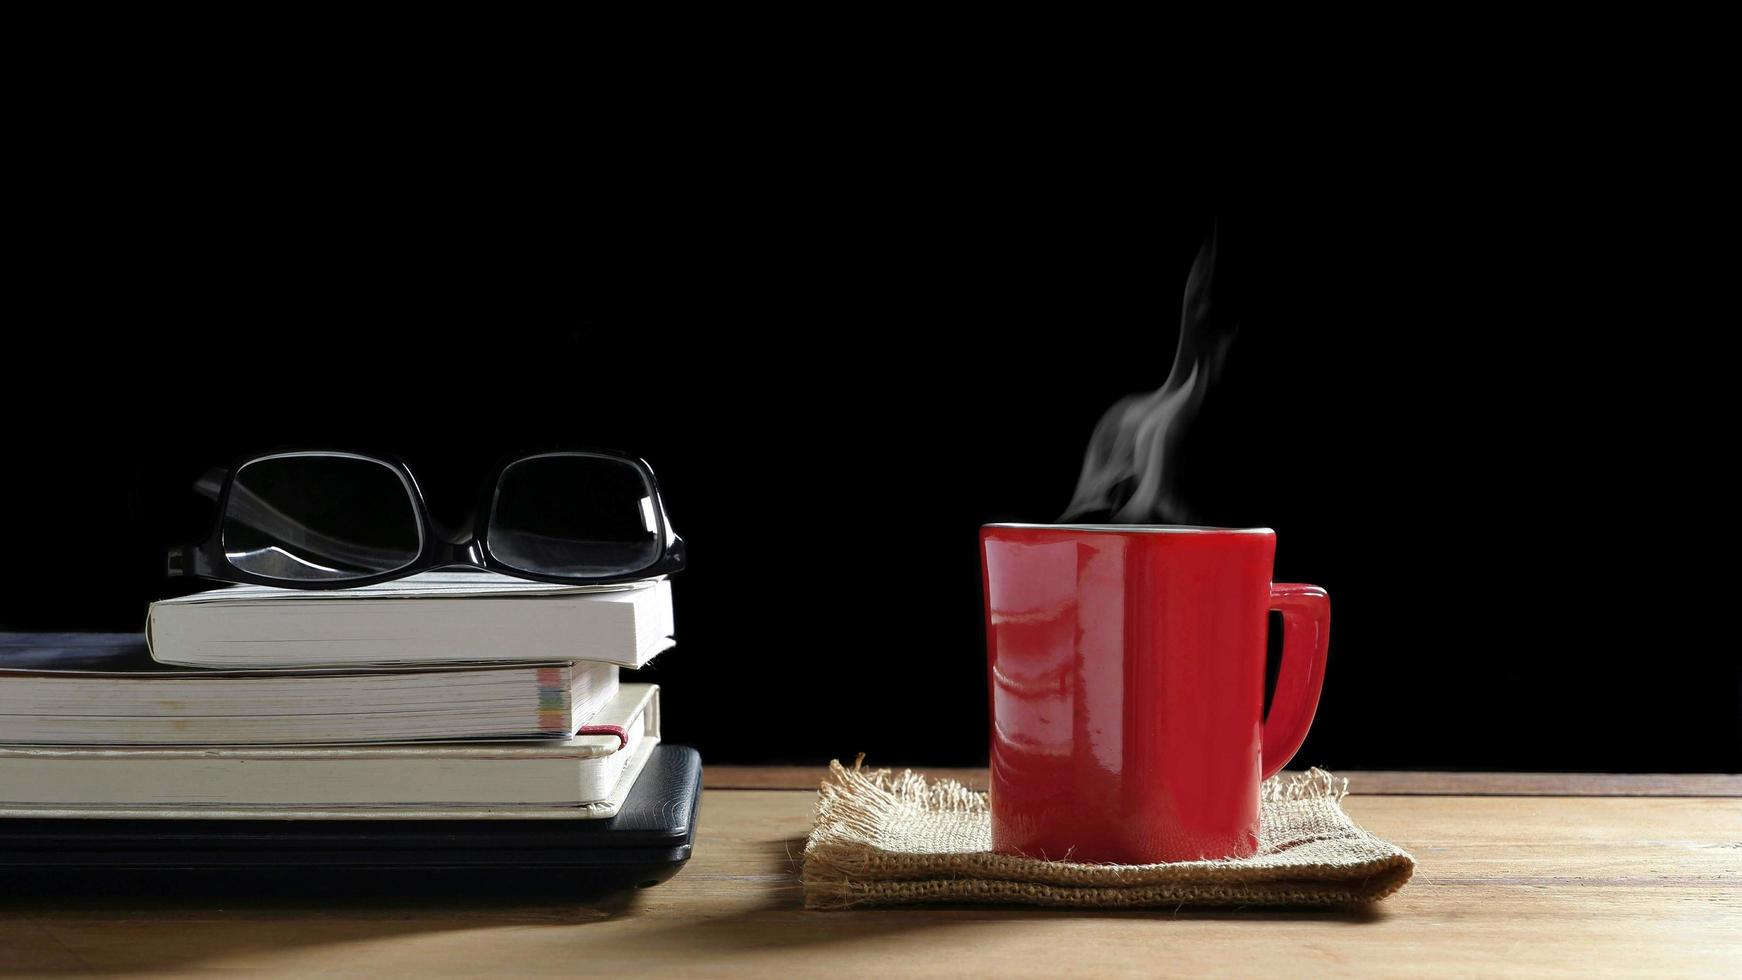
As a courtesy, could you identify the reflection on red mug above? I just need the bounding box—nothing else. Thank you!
[981,524,1330,863]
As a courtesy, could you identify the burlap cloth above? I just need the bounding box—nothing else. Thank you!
[803,759,1414,909]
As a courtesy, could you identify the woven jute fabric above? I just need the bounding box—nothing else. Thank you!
[803,760,1414,909]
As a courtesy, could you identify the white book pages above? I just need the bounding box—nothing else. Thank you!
[0,638,618,745]
[0,685,660,816]
[148,572,674,669]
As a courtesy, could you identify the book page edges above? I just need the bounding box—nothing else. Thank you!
[0,684,657,761]
[0,688,662,819]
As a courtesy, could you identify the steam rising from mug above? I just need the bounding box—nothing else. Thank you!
[1061,232,1236,524]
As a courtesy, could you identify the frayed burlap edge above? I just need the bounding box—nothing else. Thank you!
[803,758,1414,910]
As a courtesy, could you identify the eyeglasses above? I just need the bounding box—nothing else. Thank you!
[168,449,685,588]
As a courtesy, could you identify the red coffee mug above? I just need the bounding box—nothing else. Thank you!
[981,523,1330,863]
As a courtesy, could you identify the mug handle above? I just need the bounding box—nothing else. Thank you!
[1261,583,1331,780]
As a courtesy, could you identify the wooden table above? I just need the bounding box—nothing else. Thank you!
[4,770,1739,976]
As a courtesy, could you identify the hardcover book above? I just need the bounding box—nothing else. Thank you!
[0,683,661,817]
[0,632,617,745]
[147,571,674,668]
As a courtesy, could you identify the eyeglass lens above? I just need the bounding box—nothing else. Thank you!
[223,454,424,581]
[487,454,662,578]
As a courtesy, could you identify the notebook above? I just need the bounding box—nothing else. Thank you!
[0,743,702,893]
[0,684,661,816]
[147,570,675,668]
[0,632,616,745]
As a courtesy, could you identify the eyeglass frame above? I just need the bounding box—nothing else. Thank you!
[167,447,686,589]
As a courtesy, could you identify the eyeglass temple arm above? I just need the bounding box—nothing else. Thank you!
[169,469,228,576]
[193,467,225,501]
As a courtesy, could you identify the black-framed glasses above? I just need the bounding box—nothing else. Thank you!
[169,449,685,589]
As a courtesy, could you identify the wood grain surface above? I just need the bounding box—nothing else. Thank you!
[705,767,1742,796]
[4,773,1739,977]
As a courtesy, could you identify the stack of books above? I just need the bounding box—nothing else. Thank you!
[0,571,675,819]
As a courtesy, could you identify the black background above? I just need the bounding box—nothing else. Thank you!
[3,119,1735,772]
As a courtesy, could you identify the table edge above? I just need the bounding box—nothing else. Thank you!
[702,767,1742,797]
